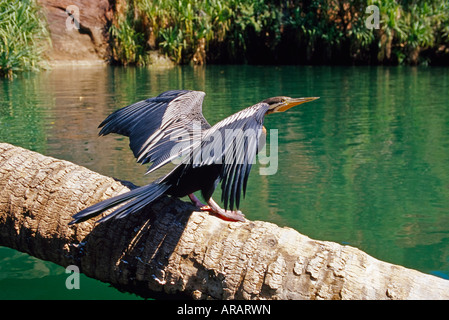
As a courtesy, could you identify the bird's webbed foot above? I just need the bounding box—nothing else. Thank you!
[188,194,246,222]
[204,197,246,222]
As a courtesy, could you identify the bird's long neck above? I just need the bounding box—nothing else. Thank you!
[258,126,267,152]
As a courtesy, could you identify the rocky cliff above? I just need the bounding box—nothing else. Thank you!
[38,0,112,64]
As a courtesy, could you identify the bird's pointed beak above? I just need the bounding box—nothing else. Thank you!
[277,97,319,112]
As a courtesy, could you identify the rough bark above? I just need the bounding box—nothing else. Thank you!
[1,142,449,300]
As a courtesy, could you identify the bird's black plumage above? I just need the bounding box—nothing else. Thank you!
[98,90,211,171]
[70,90,268,224]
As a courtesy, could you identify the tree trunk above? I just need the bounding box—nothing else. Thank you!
[1,142,449,300]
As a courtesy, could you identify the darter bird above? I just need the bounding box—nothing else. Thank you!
[69,90,318,224]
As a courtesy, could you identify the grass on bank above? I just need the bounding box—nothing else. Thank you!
[1,0,448,78]
[0,0,50,79]
[109,0,449,66]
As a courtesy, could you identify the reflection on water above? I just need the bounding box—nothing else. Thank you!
[1,65,449,298]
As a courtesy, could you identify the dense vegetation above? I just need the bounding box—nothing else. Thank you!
[110,0,449,66]
[0,0,50,78]
[1,0,448,77]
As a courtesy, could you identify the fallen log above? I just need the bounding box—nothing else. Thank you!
[1,142,448,300]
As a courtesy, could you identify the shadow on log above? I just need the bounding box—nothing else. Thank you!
[1,142,449,300]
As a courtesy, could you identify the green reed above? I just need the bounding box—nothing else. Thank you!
[0,0,50,78]
[108,0,449,66]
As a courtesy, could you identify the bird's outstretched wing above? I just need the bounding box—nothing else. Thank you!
[98,90,211,173]
[179,102,269,210]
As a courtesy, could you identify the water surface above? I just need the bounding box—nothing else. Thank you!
[1,65,449,299]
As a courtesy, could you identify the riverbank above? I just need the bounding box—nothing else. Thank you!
[1,0,448,78]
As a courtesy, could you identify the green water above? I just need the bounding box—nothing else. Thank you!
[1,65,449,299]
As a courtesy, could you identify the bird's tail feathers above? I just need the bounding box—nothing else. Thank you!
[69,182,170,225]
